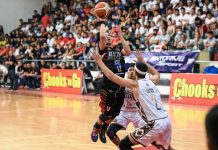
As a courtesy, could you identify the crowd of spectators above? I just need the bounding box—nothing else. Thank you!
[0,0,218,91]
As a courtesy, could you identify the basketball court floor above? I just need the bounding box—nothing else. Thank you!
[0,89,208,150]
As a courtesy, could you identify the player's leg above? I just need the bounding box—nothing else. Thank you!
[152,117,175,150]
[99,90,124,143]
[120,121,156,149]
[107,123,124,146]
[131,112,146,129]
[107,111,130,146]
[99,121,111,143]
[91,114,114,142]
[91,87,109,142]
[91,116,104,142]
[119,135,137,150]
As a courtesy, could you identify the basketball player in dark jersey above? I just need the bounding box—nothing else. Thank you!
[91,20,131,143]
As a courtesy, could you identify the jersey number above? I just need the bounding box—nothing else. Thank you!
[117,66,122,72]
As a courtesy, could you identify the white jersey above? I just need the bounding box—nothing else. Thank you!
[136,79,168,122]
[0,65,8,75]
[121,88,138,112]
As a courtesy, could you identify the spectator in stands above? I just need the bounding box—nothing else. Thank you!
[16,61,25,87]
[46,23,54,33]
[205,105,218,150]
[174,9,181,26]
[0,35,6,47]
[5,51,18,91]
[0,61,8,87]
[173,26,182,47]
[51,62,61,69]
[0,45,7,61]
[188,8,197,38]
[16,45,26,60]
[186,0,192,14]
[92,71,103,96]
[27,62,40,89]
[205,11,217,31]
[149,27,160,50]
[180,7,190,27]
[60,62,70,69]
[204,31,217,61]
[23,62,32,88]
[40,60,49,69]
[53,44,65,60]
[64,10,72,27]
[167,19,176,41]
[175,34,190,50]
[72,42,85,67]
[202,0,213,12]
[33,10,41,21]
[78,63,93,93]
[41,12,50,29]
[159,27,170,50]
[55,20,64,33]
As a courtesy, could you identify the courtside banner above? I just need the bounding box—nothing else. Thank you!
[41,69,83,94]
[169,73,218,106]
[125,51,199,73]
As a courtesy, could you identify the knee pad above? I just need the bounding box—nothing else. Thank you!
[106,129,117,140]
[106,124,123,140]
[119,136,134,150]
[99,114,110,122]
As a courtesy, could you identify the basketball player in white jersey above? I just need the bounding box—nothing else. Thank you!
[92,51,174,150]
[106,64,145,147]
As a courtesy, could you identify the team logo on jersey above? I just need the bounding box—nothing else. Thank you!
[106,106,111,112]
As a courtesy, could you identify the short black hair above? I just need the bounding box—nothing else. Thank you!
[207,11,212,15]
[135,62,148,79]
[128,63,135,69]
[205,105,218,149]
[207,31,214,35]
[181,7,185,11]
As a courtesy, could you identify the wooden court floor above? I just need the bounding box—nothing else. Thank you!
[0,89,209,150]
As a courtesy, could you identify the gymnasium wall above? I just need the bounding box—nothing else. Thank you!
[0,0,55,33]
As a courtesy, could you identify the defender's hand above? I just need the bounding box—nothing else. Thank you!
[91,50,105,63]
[135,50,144,62]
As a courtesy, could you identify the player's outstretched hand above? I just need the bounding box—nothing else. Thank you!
[91,50,105,63]
[134,50,144,62]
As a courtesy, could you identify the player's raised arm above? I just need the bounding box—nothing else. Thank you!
[117,26,131,56]
[99,22,107,51]
[135,51,160,85]
[92,51,137,89]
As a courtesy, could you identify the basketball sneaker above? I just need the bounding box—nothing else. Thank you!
[99,130,107,143]
[91,131,98,142]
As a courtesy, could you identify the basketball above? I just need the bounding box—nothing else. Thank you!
[94,2,110,19]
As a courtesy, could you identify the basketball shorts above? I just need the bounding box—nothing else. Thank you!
[112,111,145,129]
[99,86,125,119]
[129,117,171,149]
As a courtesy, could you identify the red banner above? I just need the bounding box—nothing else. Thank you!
[41,69,83,94]
[169,73,218,106]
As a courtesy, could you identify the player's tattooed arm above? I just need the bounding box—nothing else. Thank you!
[92,50,137,90]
